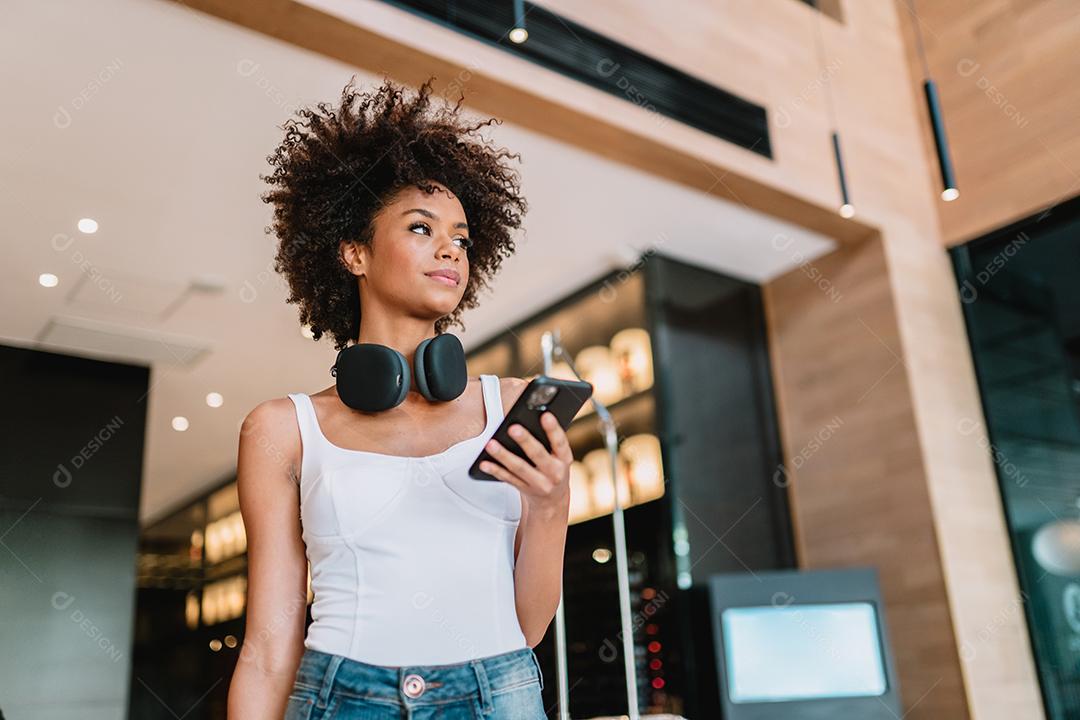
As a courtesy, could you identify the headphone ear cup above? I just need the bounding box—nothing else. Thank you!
[413,337,435,400]
[414,333,468,402]
[334,344,411,412]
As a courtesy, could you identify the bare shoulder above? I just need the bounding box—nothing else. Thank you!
[241,396,299,438]
[238,396,301,484]
[498,376,529,415]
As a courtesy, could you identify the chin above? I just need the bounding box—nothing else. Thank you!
[423,298,462,317]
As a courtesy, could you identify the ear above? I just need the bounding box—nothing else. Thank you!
[339,239,365,277]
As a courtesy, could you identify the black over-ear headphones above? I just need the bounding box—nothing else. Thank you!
[331,333,469,413]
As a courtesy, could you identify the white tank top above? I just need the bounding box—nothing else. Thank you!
[286,374,527,666]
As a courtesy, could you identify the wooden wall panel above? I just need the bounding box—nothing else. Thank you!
[895,0,1080,244]
[763,237,970,719]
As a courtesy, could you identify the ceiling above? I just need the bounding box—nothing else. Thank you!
[0,0,835,524]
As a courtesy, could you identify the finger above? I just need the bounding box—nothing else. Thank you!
[478,459,526,491]
[507,423,561,475]
[485,438,547,487]
[540,412,573,464]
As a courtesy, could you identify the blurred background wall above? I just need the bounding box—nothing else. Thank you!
[0,347,147,719]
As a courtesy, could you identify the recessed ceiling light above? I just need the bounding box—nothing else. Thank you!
[206,392,224,408]
[172,416,190,431]
[39,273,59,288]
[77,218,98,234]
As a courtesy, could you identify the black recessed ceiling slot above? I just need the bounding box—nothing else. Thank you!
[381,0,772,158]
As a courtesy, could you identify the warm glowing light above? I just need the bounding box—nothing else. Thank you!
[621,434,664,503]
[185,592,200,630]
[205,511,247,564]
[576,346,622,405]
[209,639,223,652]
[206,392,224,408]
[839,203,855,218]
[38,273,59,288]
[202,575,247,625]
[941,187,960,202]
[568,462,593,522]
[77,218,98,234]
[224,635,238,648]
[172,416,189,432]
[508,27,528,43]
[610,328,653,393]
[584,447,631,512]
[592,547,612,563]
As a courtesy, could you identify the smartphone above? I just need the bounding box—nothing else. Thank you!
[468,375,594,481]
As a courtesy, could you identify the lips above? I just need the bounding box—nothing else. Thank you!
[425,269,460,286]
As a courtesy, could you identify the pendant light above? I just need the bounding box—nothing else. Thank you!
[812,1,854,218]
[1032,497,1080,576]
[508,0,528,44]
[911,0,959,201]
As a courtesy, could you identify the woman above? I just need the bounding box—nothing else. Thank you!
[227,77,572,719]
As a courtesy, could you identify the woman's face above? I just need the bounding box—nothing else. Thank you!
[350,181,470,322]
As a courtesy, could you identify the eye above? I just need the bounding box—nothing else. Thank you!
[409,221,431,236]
[453,236,474,251]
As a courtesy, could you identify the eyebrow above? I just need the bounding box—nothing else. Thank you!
[402,207,469,230]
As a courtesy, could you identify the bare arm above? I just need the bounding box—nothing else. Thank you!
[500,378,572,647]
[227,398,309,719]
[513,487,570,646]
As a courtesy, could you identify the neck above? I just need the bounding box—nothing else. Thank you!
[356,314,439,397]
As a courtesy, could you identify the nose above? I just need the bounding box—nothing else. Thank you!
[437,236,465,262]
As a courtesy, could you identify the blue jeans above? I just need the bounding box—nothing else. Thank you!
[284,646,547,719]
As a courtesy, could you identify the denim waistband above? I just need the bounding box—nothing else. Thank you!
[293,645,543,711]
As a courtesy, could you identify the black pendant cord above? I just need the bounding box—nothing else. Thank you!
[811,1,840,133]
[909,0,960,201]
[909,0,933,80]
[811,0,853,216]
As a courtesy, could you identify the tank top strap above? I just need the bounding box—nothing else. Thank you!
[480,375,504,432]
[286,392,322,484]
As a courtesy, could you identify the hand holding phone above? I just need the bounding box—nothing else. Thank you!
[469,375,593,481]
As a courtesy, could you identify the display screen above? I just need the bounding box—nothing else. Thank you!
[721,602,888,703]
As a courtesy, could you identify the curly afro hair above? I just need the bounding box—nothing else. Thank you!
[260,75,528,351]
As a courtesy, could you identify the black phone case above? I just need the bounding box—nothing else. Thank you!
[468,375,594,481]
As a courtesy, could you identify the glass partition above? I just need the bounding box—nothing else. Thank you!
[951,195,1080,719]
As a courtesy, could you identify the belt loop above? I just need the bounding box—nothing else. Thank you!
[529,648,545,691]
[471,659,495,714]
[316,654,344,709]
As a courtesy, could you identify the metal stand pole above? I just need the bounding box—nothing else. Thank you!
[541,332,572,720]
[542,330,640,720]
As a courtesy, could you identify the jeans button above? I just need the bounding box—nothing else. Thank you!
[403,673,426,698]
